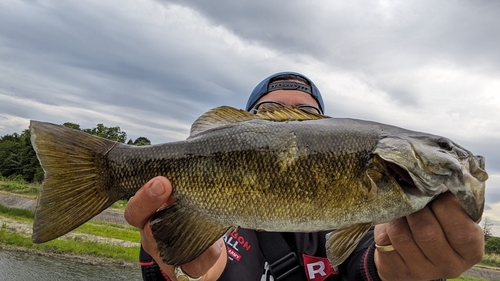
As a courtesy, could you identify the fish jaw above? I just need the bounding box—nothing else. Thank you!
[373,134,488,221]
[446,155,487,222]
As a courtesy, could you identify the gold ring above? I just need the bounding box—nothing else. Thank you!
[375,243,395,253]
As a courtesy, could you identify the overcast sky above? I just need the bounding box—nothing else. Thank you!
[1,0,499,233]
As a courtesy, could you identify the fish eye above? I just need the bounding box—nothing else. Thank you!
[437,138,453,151]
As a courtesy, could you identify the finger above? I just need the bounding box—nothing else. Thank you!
[374,223,391,246]
[124,176,173,229]
[404,204,455,275]
[384,216,420,260]
[431,192,484,266]
[373,221,411,280]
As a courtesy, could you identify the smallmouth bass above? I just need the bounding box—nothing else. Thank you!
[29,106,488,267]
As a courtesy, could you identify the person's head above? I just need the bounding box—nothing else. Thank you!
[245,72,324,114]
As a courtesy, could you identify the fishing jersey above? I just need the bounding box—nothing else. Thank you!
[220,228,340,281]
[140,228,381,281]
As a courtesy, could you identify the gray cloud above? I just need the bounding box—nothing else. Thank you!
[160,0,500,67]
[0,1,258,132]
[0,0,499,184]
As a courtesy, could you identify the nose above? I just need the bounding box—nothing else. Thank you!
[475,155,485,170]
[471,155,488,182]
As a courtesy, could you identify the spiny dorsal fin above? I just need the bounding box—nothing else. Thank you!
[254,108,326,121]
[189,106,255,137]
[253,102,327,121]
[190,105,328,137]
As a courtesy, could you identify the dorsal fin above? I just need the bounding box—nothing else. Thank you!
[190,106,255,137]
[189,105,329,138]
[254,105,327,121]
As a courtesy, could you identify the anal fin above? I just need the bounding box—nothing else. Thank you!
[151,202,234,266]
[325,223,372,267]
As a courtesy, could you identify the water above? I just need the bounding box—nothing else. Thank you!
[0,250,142,281]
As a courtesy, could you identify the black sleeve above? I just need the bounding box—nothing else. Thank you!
[139,245,169,281]
[339,227,381,281]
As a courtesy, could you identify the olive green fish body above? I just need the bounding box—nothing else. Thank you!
[29,106,488,267]
[105,118,404,230]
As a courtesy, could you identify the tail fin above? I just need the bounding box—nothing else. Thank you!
[30,120,123,243]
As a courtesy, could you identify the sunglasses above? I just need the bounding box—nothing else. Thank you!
[250,101,322,115]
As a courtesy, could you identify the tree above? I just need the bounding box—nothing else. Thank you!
[83,123,127,143]
[127,137,151,146]
[0,130,40,182]
[482,216,494,241]
[18,129,40,182]
[0,122,138,183]
[63,122,81,130]
[0,134,21,178]
[485,237,500,254]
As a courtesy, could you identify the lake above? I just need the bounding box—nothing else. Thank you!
[0,249,141,280]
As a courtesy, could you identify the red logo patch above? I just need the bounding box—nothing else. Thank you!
[227,247,242,261]
[302,254,339,281]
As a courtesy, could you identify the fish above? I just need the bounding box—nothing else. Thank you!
[29,106,488,267]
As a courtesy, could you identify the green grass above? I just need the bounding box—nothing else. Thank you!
[109,199,128,210]
[480,253,500,267]
[0,178,40,196]
[0,204,34,220]
[0,203,141,263]
[0,204,139,242]
[0,178,129,210]
[450,277,496,281]
[75,221,140,241]
[0,228,139,262]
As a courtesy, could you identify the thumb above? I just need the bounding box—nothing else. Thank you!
[124,176,173,229]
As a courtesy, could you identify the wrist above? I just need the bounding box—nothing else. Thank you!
[175,266,203,281]
[359,242,382,281]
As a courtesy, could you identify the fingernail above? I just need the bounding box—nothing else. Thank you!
[149,180,166,197]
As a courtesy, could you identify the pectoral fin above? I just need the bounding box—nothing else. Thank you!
[151,202,234,266]
[325,223,372,266]
[363,170,378,200]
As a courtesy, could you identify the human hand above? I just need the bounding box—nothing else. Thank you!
[374,192,484,281]
[124,176,227,281]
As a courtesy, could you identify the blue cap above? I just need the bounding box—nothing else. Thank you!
[245,71,324,114]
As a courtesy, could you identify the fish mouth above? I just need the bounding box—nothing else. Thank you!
[384,161,421,196]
